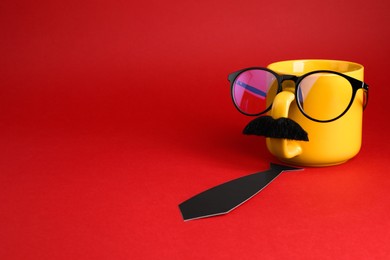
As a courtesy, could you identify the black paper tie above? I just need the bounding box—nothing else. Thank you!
[179,163,303,221]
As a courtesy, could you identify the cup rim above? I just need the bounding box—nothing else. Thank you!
[267,59,364,75]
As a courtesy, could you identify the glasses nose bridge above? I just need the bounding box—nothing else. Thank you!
[279,74,298,92]
[280,74,298,82]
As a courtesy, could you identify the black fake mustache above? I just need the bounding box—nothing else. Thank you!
[243,116,309,141]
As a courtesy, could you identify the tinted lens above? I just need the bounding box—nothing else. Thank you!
[297,72,353,121]
[232,69,278,115]
[363,90,368,109]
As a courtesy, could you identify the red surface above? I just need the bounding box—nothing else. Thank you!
[1,0,390,259]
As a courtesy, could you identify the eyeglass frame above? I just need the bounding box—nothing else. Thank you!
[228,67,369,123]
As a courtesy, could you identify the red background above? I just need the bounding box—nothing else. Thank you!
[1,0,390,259]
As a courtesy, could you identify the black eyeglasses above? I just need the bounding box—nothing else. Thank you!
[228,67,369,123]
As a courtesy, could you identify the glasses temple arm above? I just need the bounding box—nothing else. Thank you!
[362,83,369,109]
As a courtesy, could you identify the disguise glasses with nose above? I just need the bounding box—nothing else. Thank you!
[228,67,369,123]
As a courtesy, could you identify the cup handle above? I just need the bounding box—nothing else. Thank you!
[267,91,303,159]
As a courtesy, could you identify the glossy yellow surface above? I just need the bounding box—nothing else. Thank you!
[266,60,364,166]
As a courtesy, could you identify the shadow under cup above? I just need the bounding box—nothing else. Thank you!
[266,60,366,167]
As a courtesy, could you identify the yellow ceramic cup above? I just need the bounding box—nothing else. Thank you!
[266,59,366,167]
